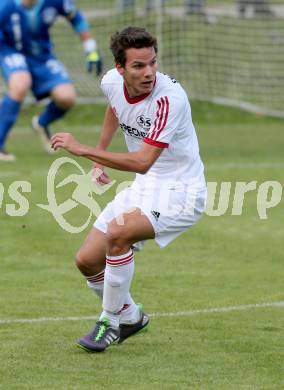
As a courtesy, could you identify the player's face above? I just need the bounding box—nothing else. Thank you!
[117,47,157,98]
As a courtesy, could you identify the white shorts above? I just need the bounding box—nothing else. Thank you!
[94,181,207,249]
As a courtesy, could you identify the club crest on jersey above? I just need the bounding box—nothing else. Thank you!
[42,8,57,25]
[136,115,152,130]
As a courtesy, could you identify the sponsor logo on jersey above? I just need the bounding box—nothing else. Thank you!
[120,123,148,139]
[42,8,57,25]
[136,115,152,130]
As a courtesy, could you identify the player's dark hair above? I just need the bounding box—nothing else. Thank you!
[110,26,158,67]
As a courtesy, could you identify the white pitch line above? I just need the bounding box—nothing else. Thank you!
[151,301,284,318]
[0,301,283,325]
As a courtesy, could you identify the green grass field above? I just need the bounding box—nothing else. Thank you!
[0,102,283,389]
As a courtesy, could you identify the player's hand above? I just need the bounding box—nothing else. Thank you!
[86,50,103,76]
[51,132,83,155]
[92,162,112,186]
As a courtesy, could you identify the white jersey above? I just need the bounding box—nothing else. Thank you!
[101,69,205,190]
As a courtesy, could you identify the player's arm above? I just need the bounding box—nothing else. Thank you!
[96,105,119,151]
[51,133,164,174]
[91,105,119,184]
[61,0,102,75]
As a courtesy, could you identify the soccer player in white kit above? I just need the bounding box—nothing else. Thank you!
[51,26,207,352]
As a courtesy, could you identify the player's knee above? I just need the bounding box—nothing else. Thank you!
[75,249,87,271]
[52,86,76,109]
[9,72,31,101]
[11,88,28,101]
[106,222,128,249]
[75,248,104,275]
[56,94,76,109]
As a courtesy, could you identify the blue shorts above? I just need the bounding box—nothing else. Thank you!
[0,50,72,99]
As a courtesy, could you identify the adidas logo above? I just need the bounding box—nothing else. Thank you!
[105,332,119,345]
[151,211,160,221]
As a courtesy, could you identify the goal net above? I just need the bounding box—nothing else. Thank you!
[1,0,284,117]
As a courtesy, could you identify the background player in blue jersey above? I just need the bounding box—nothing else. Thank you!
[0,0,102,161]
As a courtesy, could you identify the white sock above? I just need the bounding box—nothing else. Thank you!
[86,270,105,300]
[101,249,135,327]
[120,301,141,324]
[85,266,139,325]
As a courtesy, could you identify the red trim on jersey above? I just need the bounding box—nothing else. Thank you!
[123,78,156,104]
[150,99,162,139]
[147,96,169,141]
[143,138,169,148]
[157,97,166,135]
[154,96,169,141]
[147,98,163,141]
